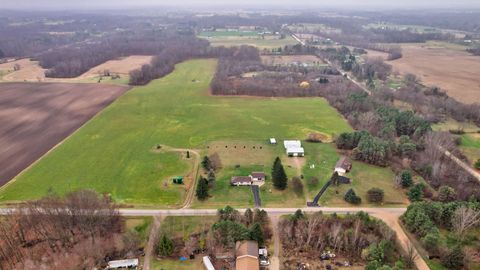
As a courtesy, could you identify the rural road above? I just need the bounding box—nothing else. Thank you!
[269,215,281,270]
[439,146,480,182]
[0,206,428,270]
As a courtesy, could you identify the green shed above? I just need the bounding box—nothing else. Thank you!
[172,176,184,184]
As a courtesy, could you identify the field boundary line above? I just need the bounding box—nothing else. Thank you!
[0,84,132,193]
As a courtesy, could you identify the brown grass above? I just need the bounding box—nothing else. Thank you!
[0,55,152,83]
[389,44,480,104]
[261,55,325,65]
[0,82,129,186]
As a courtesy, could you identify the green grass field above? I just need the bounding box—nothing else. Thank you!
[199,30,259,37]
[0,59,352,206]
[200,35,300,49]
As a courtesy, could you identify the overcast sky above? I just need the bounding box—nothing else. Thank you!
[1,0,479,10]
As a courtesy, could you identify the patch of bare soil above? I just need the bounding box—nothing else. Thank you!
[0,82,130,186]
[389,44,480,104]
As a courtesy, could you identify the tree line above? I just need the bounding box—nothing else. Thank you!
[0,190,141,270]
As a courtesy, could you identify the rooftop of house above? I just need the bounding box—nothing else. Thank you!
[231,176,252,183]
[335,156,351,169]
[236,240,259,258]
[251,172,265,179]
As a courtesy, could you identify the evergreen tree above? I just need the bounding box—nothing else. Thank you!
[201,156,212,171]
[244,208,253,226]
[442,245,464,270]
[249,222,265,246]
[157,234,174,256]
[207,169,216,187]
[344,188,361,204]
[400,170,413,188]
[196,177,209,200]
[271,157,288,190]
[408,183,424,202]
[331,171,340,186]
[437,185,456,202]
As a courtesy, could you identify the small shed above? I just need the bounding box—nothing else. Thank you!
[286,147,305,157]
[172,176,184,184]
[269,138,277,144]
[106,258,139,269]
[334,156,352,176]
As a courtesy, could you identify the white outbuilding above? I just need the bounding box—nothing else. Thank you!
[283,140,301,149]
[269,138,277,144]
[106,259,138,269]
[286,147,305,157]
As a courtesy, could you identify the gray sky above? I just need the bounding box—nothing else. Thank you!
[2,0,479,10]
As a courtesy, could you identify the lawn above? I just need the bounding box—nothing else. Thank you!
[0,58,351,206]
[160,216,215,238]
[151,257,202,270]
[198,30,259,37]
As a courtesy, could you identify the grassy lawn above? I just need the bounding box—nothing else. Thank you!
[201,35,300,49]
[125,216,153,243]
[151,257,202,270]
[0,58,351,207]
[199,30,259,37]
[160,216,214,238]
[320,161,407,206]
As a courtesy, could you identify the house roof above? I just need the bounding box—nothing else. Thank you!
[335,156,351,169]
[283,140,301,149]
[236,256,260,270]
[231,176,252,184]
[251,172,265,179]
[236,240,259,258]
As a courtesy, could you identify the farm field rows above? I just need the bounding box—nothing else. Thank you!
[0,59,353,207]
[0,82,130,186]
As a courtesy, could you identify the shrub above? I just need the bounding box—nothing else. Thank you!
[408,183,424,202]
[399,170,413,188]
[437,185,456,202]
[441,245,464,270]
[157,234,174,256]
[345,188,362,204]
[422,232,440,255]
[195,177,209,200]
[367,188,384,203]
[475,159,480,170]
[291,177,304,195]
[308,176,319,186]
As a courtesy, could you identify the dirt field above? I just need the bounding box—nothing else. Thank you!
[0,55,152,83]
[389,44,480,104]
[0,82,129,186]
[261,55,325,65]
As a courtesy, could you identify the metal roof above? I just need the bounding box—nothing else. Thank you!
[107,259,138,269]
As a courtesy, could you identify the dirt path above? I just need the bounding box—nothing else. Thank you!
[440,146,480,183]
[270,215,281,270]
[159,146,201,209]
[143,215,164,270]
[372,212,429,270]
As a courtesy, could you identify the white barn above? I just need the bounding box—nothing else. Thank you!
[286,147,305,157]
[107,259,138,269]
[283,140,301,149]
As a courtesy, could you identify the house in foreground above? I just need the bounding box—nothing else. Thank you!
[334,156,352,176]
[231,172,266,186]
[235,240,259,270]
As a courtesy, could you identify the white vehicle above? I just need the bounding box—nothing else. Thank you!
[202,256,215,270]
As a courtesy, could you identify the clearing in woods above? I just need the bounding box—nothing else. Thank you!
[0,59,352,207]
[261,55,326,66]
[0,55,152,84]
[0,82,130,187]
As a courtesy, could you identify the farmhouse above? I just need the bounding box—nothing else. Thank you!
[231,172,266,186]
[235,240,259,270]
[335,156,352,176]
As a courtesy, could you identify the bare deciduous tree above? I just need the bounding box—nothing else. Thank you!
[452,206,480,237]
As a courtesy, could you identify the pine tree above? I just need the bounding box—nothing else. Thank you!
[344,188,361,204]
[196,177,209,200]
[201,156,212,171]
[249,222,265,246]
[157,234,174,256]
[272,157,288,190]
[207,169,216,187]
[244,208,253,226]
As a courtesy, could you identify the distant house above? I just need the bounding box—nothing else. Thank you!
[106,259,138,269]
[335,156,352,176]
[251,172,266,181]
[231,172,266,186]
[236,240,259,270]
